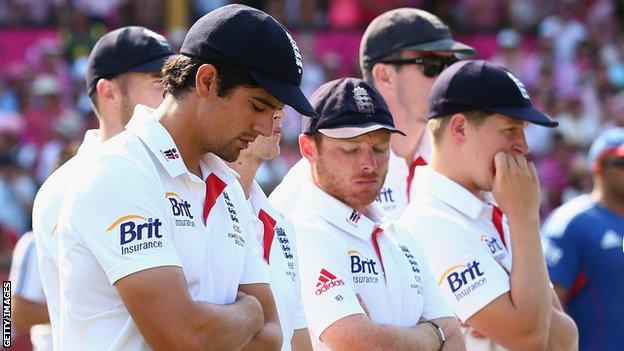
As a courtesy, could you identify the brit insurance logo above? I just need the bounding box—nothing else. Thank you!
[348,249,380,285]
[315,269,345,295]
[106,214,163,255]
[166,192,195,227]
[480,235,506,262]
[438,260,486,301]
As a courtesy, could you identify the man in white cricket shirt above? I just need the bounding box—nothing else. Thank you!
[400,60,578,350]
[55,5,316,350]
[31,25,174,349]
[270,8,475,219]
[289,77,463,351]
[228,108,313,351]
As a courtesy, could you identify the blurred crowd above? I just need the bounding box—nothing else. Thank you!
[0,0,623,265]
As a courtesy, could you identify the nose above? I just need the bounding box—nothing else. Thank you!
[512,132,530,155]
[360,149,378,172]
[253,110,275,137]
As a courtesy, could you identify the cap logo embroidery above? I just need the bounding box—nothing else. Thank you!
[285,31,303,74]
[353,86,375,115]
[505,71,530,100]
[142,28,169,47]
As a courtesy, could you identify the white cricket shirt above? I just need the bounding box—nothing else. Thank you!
[57,105,268,350]
[9,232,52,351]
[399,166,513,323]
[290,180,452,350]
[31,129,99,350]
[248,181,306,351]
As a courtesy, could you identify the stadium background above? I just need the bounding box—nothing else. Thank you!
[0,0,622,349]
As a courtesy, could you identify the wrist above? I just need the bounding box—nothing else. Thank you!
[419,320,445,351]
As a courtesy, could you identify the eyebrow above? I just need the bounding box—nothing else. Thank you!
[251,95,283,110]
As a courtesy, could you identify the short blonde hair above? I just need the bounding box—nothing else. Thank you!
[428,110,492,144]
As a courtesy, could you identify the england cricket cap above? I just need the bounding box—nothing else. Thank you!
[588,128,624,169]
[180,4,316,117]
[86,26,174,95]
[360,8,475,74]
[302,77,404,138]
[427,60,558,127]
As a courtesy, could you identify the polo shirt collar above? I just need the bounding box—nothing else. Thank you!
[200,153,240,181]
[125,104,189,178]
[76,129,100,156]
[299,180,385,241]
[413,166,485,219]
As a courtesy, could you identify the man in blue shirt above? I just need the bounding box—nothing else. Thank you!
[542,128,624,351]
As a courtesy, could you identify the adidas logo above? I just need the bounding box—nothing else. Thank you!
[315,269,345,295]
[600,230,622,250]
[161,148,180,160]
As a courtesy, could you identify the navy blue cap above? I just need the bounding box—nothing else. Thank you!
[86,26,175,95]
[427,60,558,127]
[302,78,404,138]
[180,4,315,117]
[360,8,475,73]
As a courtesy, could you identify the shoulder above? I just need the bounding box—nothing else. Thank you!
[542,194,596,239]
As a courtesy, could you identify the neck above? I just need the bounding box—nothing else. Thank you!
[96,111,126,143]
[594,187,624,216]
[227,154,261,198]
[158,96,204,177]
[390,118,426,163]
[430,146,481,198]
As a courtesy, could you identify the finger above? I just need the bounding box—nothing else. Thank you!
[527,161,538,180]
[493,152,508,175]
[515,153,528,171]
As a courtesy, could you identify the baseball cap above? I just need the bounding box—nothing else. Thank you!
[180,4,315,117]
[427,60,558,127]
[302,77,404,138]
[86,26,175,95]
[360,8,475,73]
[588,128,624,169]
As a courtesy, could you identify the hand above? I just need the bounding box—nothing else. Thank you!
[491,152,540,223]
[356,294,370,317]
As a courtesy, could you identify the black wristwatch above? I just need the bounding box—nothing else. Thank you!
[420,320,446,351]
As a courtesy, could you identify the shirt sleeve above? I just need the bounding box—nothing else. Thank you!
[408,237,453,320]
[407,215,510,323]
[541,214,584,289]
[291,210,364,340]
[239,202,270,285]
[62,154,182,285]
[9,234,45,302]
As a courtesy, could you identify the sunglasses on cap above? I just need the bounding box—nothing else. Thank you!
[380,56,459,78]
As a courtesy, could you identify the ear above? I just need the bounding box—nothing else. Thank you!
[448,113,468,144]
[299,134,318,163]
[195,64,218,98]
[95,79,117,105]
[372,63,393,92]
